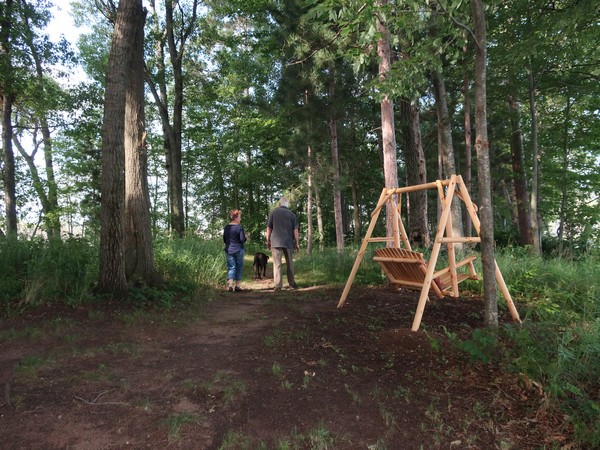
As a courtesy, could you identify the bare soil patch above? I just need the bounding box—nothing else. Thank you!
[1,282,571,449]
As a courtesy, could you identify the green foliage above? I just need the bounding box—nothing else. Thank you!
[0,236,226,313]
[219,431,253,449]
[453,329,499,365]
[498,249,600,322]
[294,246,383,287]
[0,236,97,311]
[503,319,600,447]
[451,250,600,448]
[201,371,246,406]
[162,412,199,443]
[154,236,225,287]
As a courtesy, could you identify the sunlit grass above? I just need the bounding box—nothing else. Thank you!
[294,247,383,287]
[154,236,224,287]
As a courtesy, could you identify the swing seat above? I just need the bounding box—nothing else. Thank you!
[373,247,479,299]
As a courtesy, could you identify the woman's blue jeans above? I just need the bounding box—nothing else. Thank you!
[226,249,245,281]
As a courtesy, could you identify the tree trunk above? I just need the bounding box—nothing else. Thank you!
[98,0,142,298]
[351,179,361,245]
[124,4,161,287]
[527,57,541,256]
[431,68,464,242]
[376,0,399,239]
[398,97,429,248]
[164,0,186,236]
[0,0,17,236]
[315,186,324,251]
[146,0,198,237]
[557,97,572,258]
[307,145,314,255]
[508,96,532,246]
[329,72,344,254]
[12,135,56,237]
[22,14,61,238]
[471,0,498,328]
[463,43,473,236]
[1,92,17,236]
[302,88,314,254]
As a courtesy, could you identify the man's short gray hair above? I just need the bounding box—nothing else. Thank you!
[279,197,289,207]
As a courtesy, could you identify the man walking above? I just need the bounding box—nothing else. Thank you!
[266,197,300,291]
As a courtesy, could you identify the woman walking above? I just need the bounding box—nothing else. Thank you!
[223,209,247,292]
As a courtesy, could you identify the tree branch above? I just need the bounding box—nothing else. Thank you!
[435,0,480,50]
[287,3,368,67]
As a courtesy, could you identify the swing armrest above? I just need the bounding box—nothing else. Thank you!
[432,255,477,278]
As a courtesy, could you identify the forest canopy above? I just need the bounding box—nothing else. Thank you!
[1,0,598,255]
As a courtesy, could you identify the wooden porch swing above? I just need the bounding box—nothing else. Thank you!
[338,174,521,331]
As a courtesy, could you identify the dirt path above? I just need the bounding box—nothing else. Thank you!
[0,285,565,449]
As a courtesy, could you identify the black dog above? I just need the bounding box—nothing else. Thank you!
[253,252,269,279]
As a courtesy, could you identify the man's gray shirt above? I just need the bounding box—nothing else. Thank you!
[266,206,299,249]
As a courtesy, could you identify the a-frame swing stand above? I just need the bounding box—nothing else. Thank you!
[338,174,521,332]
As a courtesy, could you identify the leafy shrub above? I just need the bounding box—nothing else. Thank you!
[503,319,600,447]
[466,250,600,448]
[454,328,500,365]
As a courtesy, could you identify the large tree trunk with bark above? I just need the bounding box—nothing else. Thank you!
[164,0,185,236]
[376,0,399,239]
[1,92,16,236]
[398,97,429,248]
[1,0,17,236]
[124,4,161,287]
[431,69,465,242]
[98,0,143,297]
[471,0,498,328]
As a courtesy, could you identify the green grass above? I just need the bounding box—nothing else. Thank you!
[0,326,44,342]
[0,236,97,311]
[14,355,52,383]
[1,235,598,448]
[251,422,337,450]
[271,362,282,377]
[162,412,199,442]
[452,249,600,448]
[201,371,246,406]
[294,247,383,286]
[154,236,224,287]
[219,431,255,449]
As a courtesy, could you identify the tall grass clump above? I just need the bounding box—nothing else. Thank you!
[294,246,384,287]
[0,236,98,312]
[153,236,224,287]
[484,249,600,447]
[498,248,599,322]
[0,237,33,306]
